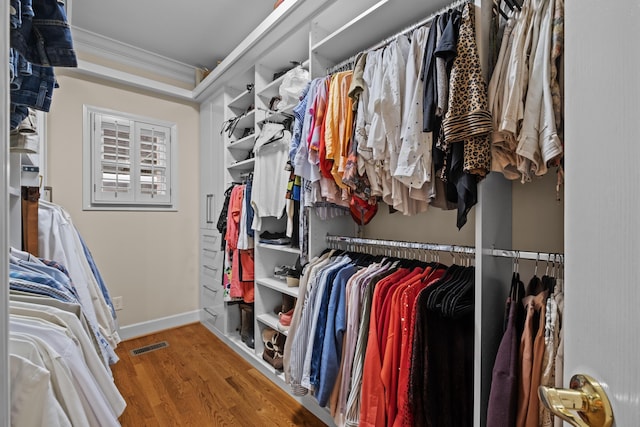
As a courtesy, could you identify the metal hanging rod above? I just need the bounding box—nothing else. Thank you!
[326,0,469,76]
[326,235,475,254]
[487,249,564,262]
[368,0,469,52]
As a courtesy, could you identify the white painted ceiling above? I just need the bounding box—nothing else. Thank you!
[69,0,277,70]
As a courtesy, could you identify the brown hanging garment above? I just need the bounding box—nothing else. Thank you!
[21,186,40,256]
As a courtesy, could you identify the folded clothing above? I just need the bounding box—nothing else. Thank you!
[259,230,291,245]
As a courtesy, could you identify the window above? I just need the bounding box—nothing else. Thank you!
[83,106,177,210]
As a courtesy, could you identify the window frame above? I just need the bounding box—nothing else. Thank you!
[83,105,179,211]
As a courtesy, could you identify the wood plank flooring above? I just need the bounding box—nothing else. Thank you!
[112,323,326,426]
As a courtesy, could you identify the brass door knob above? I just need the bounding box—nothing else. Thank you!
[538,374,614,427]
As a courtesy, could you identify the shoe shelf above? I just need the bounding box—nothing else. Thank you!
[257,104,295,127]
[228,89,254,113]
[227,333,257,359]
[257,74,287,102]
[227,133,256,151]
[257,242,301,254]
[227,158,255,172]
[256,312,288,337]
[256,277,299,298]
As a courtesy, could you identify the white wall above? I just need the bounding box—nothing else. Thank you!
[46,71,200,328]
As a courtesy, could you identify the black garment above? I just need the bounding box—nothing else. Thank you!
[446,141,478,229]
[421,15,440,133]
[409,269,475,427]
[217,185,235,250]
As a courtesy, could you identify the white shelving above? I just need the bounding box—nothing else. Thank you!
[235,109,256,130]
[312,0,454,63]
[227,133,256,151]
[257,74,286,101]
[256,277,299,298]
[256,313,288,336]
[200,2,529,426]
[227,158,255,172]
[228,89,254,112]
[257,242,301,255]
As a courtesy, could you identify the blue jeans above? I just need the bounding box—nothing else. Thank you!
[11,63,57,114]
[10,49,33,87]
[11,0,76,67]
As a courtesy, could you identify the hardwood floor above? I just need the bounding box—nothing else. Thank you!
[112,323,326,426]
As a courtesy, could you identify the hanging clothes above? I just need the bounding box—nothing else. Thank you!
[285,246,474,427]
[440,3,493,229]
[251,122,292,231]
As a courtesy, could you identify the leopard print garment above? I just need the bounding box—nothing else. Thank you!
[442,2,493,176]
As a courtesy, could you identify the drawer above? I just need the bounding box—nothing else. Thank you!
[202,246,220,266]
[201,232,220,252]
[201,306,225,333]
[201,264,220,285]
[201,283,224,307]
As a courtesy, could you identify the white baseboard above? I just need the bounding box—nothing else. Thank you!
[118,310,200,341]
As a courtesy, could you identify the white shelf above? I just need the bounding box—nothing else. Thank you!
[228,333,258,359]
[9,186,20,197]
[257,313,288,337]
[228,89,254,112]
[256,277,300,298]
[257,74,286,100]
[257,242,301,254]
[227,158,255,172]
[312,0,454,63]
[227,133,256,151]
[257,105,295,127]
[235,109,256,130]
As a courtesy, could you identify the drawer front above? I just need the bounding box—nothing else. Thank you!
[202,246,220,266]
[201,264,220,286]
[201,232,220,252]
[201,283,224,308]
[201,306,225,333]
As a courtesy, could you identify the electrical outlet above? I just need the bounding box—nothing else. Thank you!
[112,296,124,311]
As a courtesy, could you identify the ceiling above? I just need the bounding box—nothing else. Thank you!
[69,0,277,71]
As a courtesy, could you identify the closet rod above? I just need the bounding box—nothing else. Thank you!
[326,0,469,75]
[326,235,475,254]
[487,249,564,262]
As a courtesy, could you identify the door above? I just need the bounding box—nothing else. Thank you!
[563,0,640,425]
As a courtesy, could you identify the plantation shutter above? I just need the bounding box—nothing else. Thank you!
[135,122,171,204]
[92,113,135,203]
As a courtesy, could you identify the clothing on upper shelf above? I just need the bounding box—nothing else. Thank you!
[287,2,489,229]
[9,0,78,130]
[284,249,475,427]
[488,0,564,184]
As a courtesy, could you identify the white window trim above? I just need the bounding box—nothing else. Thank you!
[83,105,179,211]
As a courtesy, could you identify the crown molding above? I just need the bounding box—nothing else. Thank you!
[71,26,196,86]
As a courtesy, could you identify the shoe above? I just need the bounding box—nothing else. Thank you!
[286,255,302,287]
[277,308,293,332]
[17,108,37,135]
[262,327,285,370]
[259,231,291,245]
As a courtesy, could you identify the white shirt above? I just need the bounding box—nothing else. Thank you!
[251,123,292,231]
[10,352,71,427]
[10,301,126,416]
[10,333,91,426]
[38,201,121,348]
[396,26,436,205]
[10,315,123,426]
